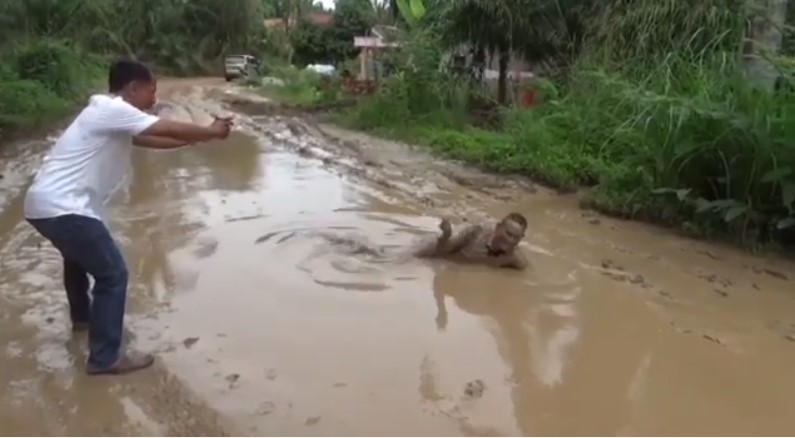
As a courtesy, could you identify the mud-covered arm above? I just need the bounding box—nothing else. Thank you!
[414,219,451,257]
[415,224,482,258]
[443,225,482,254]
[501,250,530,270]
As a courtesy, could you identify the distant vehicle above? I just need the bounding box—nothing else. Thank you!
[305,64,336,76]
[224,54,260,81]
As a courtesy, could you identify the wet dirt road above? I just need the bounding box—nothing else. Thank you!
[2,78,795,436]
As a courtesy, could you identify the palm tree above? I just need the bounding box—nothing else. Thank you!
[388,0,399,22]
[371,0,393,24]
[435,0,601,103]
[436,0,534,104]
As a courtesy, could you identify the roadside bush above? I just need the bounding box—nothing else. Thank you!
[501,56,795,243]
[0,38,102,136]
[346,23,795,245]
[11,38,103,98]
[0,65,66,134]
[346,0,795,246]
[346,29,473,131]
[0,0,270,134]
[259,65,341,107]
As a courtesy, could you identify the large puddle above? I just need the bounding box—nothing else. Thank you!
[2,78,795,435]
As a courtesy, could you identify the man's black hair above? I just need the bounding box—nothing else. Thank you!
[108,59,153,93]
[503,212,528,229]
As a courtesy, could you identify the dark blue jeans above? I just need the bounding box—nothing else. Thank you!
[27,214,128,370]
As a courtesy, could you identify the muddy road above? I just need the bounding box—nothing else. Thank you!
[2,78,795,436]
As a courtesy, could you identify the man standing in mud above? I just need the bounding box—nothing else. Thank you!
[414,212,530,270]
[24,59,233,375]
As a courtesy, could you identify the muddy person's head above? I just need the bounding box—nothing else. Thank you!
[490,212,527,253]
[108,59,157,110]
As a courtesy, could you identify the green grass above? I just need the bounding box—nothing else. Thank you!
[0,0,271,136]
[340,54,795,247]
[328,0,795,247]
[509,60,795,244]
[251,63,343,108]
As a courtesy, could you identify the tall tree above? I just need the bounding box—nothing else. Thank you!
[291,0,375,65]
[437,0,534,103]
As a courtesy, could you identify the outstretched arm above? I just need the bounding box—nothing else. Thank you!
[137,117,232,145]
[133,135,189,149]
[99,98,232,145]
[415,221,482,258]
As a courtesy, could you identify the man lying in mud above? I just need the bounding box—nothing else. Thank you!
[315,213,529,270]
[413,213,530,270]
[24,59,233,376]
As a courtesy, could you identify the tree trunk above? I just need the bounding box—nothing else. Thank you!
[743,0,789,90]
[390,0,399,23]
[497,43,510,105]
[473,45,485,83]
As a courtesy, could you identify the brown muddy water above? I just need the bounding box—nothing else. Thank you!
[2,78,795,436]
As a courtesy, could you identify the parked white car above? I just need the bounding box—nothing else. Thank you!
[224,54,260,81]
[305,64,336,76]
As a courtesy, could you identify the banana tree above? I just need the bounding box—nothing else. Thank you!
[394,0,426,26]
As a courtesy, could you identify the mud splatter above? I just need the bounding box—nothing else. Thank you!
[182,337,200,349]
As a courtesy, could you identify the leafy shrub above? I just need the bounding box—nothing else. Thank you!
[0,65,66,133]
[11,38,102,98]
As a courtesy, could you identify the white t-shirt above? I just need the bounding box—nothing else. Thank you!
[24,94,159,221]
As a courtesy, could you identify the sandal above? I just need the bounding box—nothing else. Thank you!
[86,352,155,375]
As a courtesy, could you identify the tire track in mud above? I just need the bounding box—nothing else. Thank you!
[226,106,536,228]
